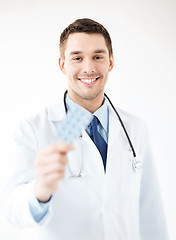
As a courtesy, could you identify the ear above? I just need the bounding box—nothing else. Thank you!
[58,57,66,74]
[108,54,114,72]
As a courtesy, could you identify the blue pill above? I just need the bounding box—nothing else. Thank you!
[61,126,65,130]
[80,112,84,116]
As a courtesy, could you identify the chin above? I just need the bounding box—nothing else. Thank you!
[79,90,103,101]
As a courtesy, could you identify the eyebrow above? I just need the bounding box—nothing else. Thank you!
[70,51,83,55]
[69,49,107,55]
[94,49,106,54]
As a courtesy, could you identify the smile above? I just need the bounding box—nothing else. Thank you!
[78,77,100,85]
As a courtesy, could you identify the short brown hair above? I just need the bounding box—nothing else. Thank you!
[59,18,113,59]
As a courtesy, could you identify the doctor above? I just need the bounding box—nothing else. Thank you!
[5,18,169,240]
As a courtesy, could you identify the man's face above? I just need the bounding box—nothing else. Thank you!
[59,33,114,102]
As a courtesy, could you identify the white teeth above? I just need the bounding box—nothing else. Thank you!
[79,78,97,83]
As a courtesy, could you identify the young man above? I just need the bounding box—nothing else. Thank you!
[6,18,168,240]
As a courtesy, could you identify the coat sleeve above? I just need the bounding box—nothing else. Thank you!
[4,120,53,228]
[139,125,169,240]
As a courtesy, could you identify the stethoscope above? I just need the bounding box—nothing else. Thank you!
[63,90,142,177]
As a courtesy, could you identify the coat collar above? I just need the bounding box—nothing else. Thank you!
[105,96,130,123]
[47,97,66,122]
[46,95,130,123]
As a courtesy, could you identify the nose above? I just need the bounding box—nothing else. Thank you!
[83,59,95,74]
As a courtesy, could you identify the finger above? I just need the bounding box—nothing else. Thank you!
[40,143,74,156]
[37,161,66,176]
[36,153,68,167]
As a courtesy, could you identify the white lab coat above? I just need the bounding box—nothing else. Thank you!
[5,97,169,240]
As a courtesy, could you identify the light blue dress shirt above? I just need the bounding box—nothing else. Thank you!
[29,95,109,222]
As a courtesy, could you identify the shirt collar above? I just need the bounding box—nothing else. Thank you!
[66,94,90,115]
[93,99,108,133]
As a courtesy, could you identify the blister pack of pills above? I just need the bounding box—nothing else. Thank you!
[56,106,93,144]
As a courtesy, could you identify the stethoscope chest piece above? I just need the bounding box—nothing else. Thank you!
[132,157,143,173]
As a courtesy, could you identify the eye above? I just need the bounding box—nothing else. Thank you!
[94,56,103,60]
[73,57,82,62]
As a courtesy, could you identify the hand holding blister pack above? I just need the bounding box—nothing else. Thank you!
[56,106,93,144]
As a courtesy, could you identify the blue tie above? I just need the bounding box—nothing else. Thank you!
[89,116,107,172]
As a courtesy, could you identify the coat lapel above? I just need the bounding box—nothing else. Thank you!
[105,103,130,192]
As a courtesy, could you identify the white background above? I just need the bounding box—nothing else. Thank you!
[0,0,175,239]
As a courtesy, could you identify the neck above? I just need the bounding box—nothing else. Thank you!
[67,90,104,113]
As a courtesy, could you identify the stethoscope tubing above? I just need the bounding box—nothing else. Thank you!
[63,90,136,158]
[104,93,136,158]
